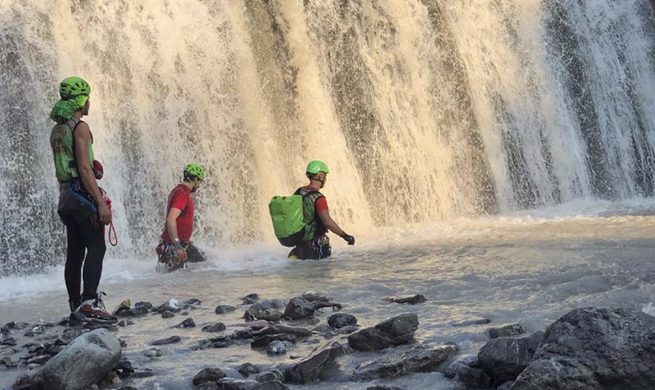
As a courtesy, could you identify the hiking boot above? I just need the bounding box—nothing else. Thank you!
[73,296,118,324]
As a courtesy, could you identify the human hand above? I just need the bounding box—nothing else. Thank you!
[173,241,187,261]
[341,233,355,246]
[98,202,112,225]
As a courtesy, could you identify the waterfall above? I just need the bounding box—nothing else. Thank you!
[1,0,655,275]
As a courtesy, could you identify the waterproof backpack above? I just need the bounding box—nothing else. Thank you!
[269,189,319,247]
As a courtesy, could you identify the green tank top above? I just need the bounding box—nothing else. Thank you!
[50,119,94,183]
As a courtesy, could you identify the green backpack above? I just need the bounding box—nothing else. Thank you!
[269,189,320,247]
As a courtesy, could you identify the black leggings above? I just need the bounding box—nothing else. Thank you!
[65,217,106,307]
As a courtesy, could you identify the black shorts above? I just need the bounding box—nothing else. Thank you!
[288,235,331,260]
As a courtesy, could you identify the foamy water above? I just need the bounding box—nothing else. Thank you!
[2,199,655,389]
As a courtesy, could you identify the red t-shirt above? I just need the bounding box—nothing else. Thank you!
[303,186,328,212]
[161,184,195,243]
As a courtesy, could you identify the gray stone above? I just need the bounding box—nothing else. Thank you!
[366,386,406,390]
[512,307,655,390]
[348,314,419,351]
[215,378,259,389]
[242,293,260,305]
[255,325,313,338]
[353,344,458,380]
[131,369,155,378]
[161,311,175,319]
[216,305,237,314]
[267,340,287,355]
[478,331,543,384]
[442,354,478,379]
[457,366,491,389]
[156,299,182,313]
[328,313,358,329]
[388,294,427,305]
[251,381,289,390]
[251,334,297,348]
[193,368,226,386]
[237,362,260,377]
[301,291,330,303]
[174,318,196,328]
[497,381,513,390]
[452,318,491,327]
[196,383,219,390]
[244,300,287,322]
[144,347,163,358]
[150,336,181,345]
[285,342,351,384]
[488,323,526,339]
[255,370,284,382]
[284,297,315,319]
[30,329,121,390]
[203,322,227,333]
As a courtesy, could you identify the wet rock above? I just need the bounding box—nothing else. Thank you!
[301,291,330,303]
[135,301,153,310]
[117,387,138,390]
[488,323,526,339]
[144,347,163,358]
[196,383,219,390]
[216,378,259,389]
[285,342,352,384]
[256,370,284,382]
[478,331,543,384]
[452,318,491,327]
[193,367,226,386]
[328,313,358,329]
[150,335,181,345]
[118,338,128,348]
[251,334,297,348]
[244,300,287,322]
[457,366,491,389]
[348,313,419,352]
[27,355,50,365]
[203,322,227,333]
[284,297,316,319]
[194,335,233,350]
[255,325,313,338]
[112,300,131,316]
[366,386,406,390]
[251,381,289,390]
[116,320,128,327]
[184,298,202,306]
[14,371,34,390]
[30,329,122,390]
[497,381,513,390]
[387,294,427,305]
[353,344,458,380]
[442,354,478,379]
[131,369,155,378]
[118,305,150,317]
[512,307,655,390]
[82,322,118,331]
[1,336,17,346]
[161,311,176,319]
[216,305,237,314]
[155,299,182,313]
[267,340,287,355]
[242,293,260,305]
[237,362,260,377]
[0,324,9,335]
[113,357,135,379]
[174,318,196,328]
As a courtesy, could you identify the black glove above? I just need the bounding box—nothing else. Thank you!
[341,233,355,246]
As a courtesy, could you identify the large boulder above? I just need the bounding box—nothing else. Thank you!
[244,300,287,322]
[512,307,655,390]
[348,314,419,351]
[285,342,352,384]
[31,329,122,390]
[353,344,458,380]
[477,331,543,384]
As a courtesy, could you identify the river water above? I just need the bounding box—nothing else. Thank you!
[2,199,655,389]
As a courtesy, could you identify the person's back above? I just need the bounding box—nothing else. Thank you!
[288,160,355,260]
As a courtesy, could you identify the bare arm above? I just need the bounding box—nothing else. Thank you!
[317,209,346,237]
[165,208,183,241]
[74,123,111,225]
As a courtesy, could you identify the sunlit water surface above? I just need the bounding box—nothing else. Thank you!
[2,199,655,389]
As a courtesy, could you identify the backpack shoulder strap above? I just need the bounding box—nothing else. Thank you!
[66,118,81,167]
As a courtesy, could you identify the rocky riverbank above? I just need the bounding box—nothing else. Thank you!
[2,291,655,390]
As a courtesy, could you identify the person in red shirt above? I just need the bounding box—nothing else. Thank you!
[156,163,206,272]
[289,160,355,260]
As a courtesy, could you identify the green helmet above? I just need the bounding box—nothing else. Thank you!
[306,160,329,176]
[184,163,205,181]
[59,76,91,99]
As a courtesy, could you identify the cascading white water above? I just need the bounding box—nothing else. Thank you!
[1,0,655,275]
